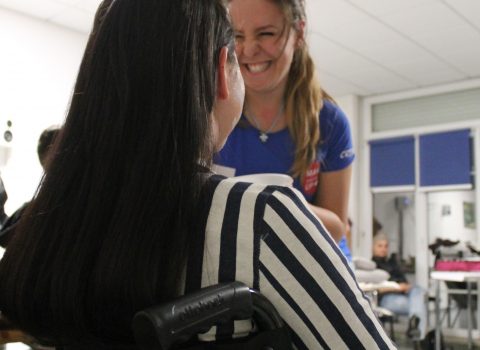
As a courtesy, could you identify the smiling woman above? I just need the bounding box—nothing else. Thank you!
[215,0,355,253]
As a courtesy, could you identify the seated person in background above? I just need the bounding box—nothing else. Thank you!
[0,127,59,247]
[0,176,7,226]
[0,0,396,349]
[372,232,427,341]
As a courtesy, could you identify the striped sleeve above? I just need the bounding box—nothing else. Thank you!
[196,178,396,349]
[198,178,269,340]
[258,187,397,349]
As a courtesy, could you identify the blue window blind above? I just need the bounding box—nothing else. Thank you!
[419,129,471,187]
[370,136,415,187]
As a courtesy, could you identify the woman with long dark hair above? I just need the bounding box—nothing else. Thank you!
[0,0,395,349]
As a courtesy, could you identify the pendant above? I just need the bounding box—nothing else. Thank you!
[259,132,268,143]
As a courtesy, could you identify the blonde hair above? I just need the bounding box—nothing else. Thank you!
[276,0,333,178]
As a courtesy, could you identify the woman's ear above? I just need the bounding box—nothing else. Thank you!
[217,46,229,100]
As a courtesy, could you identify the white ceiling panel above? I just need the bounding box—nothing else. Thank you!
[443,49,480,76]
[346,0,439,17]
[414,23,480,58]
[347,38,435,67]
[311,17,402,49]
[381,2,469,39]
[318,72,369,96]
[412,26,480,76]
[310,35,417,89]
[1,0,479,97]
[443,0,480,30]
[342,65,413,92]
[389,57,454,77]
[307,0,372,33]
[308,34,364,70]
[408,68,467,87]
[309,35,391,80]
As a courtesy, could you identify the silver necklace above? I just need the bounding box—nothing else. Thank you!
[246,104,284,143]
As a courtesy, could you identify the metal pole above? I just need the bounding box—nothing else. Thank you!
[468,280,473,350]
[435,279,441,350]
[398,209,403,262]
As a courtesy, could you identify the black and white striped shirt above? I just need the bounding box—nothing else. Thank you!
[185,175,396,349]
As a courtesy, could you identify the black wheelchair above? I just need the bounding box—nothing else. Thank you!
[133,282,292,350]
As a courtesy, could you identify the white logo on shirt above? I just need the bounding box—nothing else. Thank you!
[340,148,354,159]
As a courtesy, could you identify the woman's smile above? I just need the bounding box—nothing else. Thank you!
[243,61,271,74]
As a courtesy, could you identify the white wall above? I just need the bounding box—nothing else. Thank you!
[428,190,476,247]
[0,8,88,214]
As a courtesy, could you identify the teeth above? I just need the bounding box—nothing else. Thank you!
[247,63,269,73]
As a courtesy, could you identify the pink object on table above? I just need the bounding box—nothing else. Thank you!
[435,260,480,271]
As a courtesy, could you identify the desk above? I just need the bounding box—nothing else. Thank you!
[430,271,480,350]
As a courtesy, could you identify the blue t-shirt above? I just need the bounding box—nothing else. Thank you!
[215,100,355,202]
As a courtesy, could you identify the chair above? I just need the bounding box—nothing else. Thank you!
[133,281,292,350]
[375,306,396,342]
[445,281,477,328]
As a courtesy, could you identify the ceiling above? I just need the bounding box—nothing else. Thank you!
[1,0,479,97]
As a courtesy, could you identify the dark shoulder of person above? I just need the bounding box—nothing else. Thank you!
[387,254,408,283]
[372,256,391,273]
[373,255,407,284]
[0,202,29,247]
[0,176,8,225]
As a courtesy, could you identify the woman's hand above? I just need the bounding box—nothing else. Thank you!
[398,282,411,293]
[307,204,344,242]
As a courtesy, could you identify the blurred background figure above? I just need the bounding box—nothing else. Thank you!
[0,177,7,228]
[372,232,428,342]
[0,126,59,247]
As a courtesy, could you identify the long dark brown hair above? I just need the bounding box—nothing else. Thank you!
[0,0,235,346]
